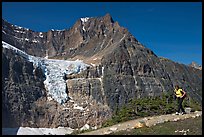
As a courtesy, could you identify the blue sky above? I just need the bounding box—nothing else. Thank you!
[2,2,202,65]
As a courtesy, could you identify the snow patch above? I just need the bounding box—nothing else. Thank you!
[62,107,69,110]
[16,26,22,29]
[2,127,74,135]
[81,17,90,32]
[82,26,86,31]
[80,17,89,23]
[56,29,65,31]
[2,41,30,59]
[32,39,39,43]
[13,36,22,40]
[80,124,90,131]
[109,127,118,131]
[14,30,26,33]
[69,99,75,103]
[39,32,43,38]
[91,63,95,67]
[13,36,30,42]
[25,38,29,41]
[47,96,53,101]
[15,127,74,135]
[91,126,97,130]
[45,50,48,59]
[102,66,104,75]
[73,104,84,110]
[13,24,29,31]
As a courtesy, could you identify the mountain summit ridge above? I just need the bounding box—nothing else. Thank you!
[2,13,143,65]
[189,61,202,70]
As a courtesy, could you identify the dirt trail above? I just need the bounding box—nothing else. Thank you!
[80,111,202,135]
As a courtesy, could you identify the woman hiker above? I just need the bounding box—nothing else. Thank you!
[174,85,186,115]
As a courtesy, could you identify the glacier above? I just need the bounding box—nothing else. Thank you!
[2,41,89,104]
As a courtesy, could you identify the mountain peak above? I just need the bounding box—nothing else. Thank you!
[189,61,202,70]
[103,13,114,23]
[104,13,111,17]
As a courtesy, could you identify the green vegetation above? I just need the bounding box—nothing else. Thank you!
[66,92,201,135]
[102,92,201,127]
[183,97,202,111]
[111,116,202,135]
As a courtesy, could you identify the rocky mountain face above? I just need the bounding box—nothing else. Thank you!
[2,46,46,127]
[2,14,125,62]
[2,13,202,129]
[189,61,202,70]
[2,41,111,129]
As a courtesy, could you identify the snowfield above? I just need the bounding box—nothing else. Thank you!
[2,41,89,104]
[2,127,74,135]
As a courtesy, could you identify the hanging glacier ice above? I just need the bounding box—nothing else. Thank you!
[2,41,89,104]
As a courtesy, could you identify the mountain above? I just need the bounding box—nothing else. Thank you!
[189,62,202,70]
[2,13,202,129]
[2,13,131,63]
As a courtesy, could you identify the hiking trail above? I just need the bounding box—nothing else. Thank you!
[80,111,202,135]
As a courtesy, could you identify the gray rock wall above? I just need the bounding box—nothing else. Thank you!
[100,42,202,111]
[2,48,46,127]
[2,47,112,129]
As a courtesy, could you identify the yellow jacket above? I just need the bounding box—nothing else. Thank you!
[174,88,183,97]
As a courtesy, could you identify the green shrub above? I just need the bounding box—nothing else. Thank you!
[102,92,201,127]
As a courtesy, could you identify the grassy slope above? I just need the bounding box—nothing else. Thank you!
[111,116,202,135]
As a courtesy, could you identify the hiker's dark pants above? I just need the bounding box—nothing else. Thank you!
[177,97,185,113]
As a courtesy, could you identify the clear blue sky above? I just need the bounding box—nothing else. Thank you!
[2,2,202,65]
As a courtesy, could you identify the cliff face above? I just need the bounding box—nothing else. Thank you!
[101,48,202,110]
[2,13,202,128]
[66,38,202,111]
[2,42,111,128]
[2,47,46,127]
[189,61,202,70]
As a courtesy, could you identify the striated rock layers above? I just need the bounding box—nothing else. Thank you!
[2,13,202,129]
